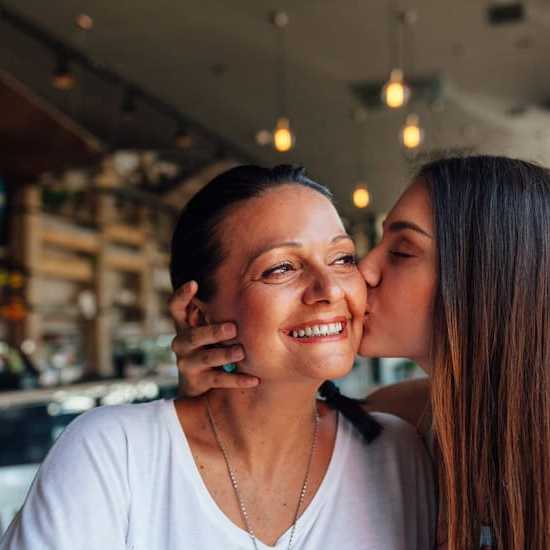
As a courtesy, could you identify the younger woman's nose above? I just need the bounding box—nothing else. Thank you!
[358,253,381,288]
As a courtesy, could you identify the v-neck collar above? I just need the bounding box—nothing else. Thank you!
[164,399,346,549]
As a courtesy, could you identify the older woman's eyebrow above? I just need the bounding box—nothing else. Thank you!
[384,220,433,239]
[245,234,353,271]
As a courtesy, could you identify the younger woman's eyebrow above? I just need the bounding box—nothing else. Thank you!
[385,220,433,239]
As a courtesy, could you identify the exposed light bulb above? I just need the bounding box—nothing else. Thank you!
[271,11,289,28]
[401,113,424,149]
[381,68,410,109]
[75,14,93,30]
[353,185,370,209]
[255,129,273,146]
[52,56,76,90]
[273,117,294,152]
[174,128,193,149]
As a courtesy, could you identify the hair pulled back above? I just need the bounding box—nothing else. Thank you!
[170,164,381,443]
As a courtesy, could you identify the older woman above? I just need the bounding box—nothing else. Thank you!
[171,156,550,550]
[0,165,435,550]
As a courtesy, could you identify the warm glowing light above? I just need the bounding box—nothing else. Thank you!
[52,58,76,90]
[255,129,272,146]
[381,69,410,109]
[401,113,423,149]
[174,130,193,149]
[52,73,76,90]
[75,14,94,30]
[353,186,370,208]
[273,117,294,152]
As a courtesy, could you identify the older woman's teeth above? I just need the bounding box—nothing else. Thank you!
[291,322,344,339]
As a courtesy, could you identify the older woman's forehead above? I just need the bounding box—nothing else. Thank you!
[227,185,340,227]
[218,186,346,255]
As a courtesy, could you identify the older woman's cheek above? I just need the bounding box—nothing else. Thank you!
[233,286,293,372]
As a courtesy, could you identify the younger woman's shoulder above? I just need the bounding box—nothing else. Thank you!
[363,378,432,434]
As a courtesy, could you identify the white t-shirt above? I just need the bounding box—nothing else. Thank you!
[0,399,435,549]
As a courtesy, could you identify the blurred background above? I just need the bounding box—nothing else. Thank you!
[0,0,548,533]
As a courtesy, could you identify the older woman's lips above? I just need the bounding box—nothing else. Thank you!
[282,317,348,344]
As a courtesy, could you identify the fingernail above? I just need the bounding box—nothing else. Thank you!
[223,323,237,337]
[232,347,245,360]
[245,377,260,386]
[184,280,196,292]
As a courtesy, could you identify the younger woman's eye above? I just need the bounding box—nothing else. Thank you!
[389,251,415,259]
[333,254,357,266]
[261,262,295,278]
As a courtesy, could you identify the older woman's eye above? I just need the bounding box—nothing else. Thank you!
[333,254,357,266]
[261,262,295,278]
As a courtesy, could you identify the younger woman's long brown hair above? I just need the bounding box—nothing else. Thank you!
[419,156,550,550]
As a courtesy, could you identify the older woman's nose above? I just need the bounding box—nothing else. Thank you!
[303,270,345,304]
[358,252,381,288]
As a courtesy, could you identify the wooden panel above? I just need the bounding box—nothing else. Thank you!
[42,225,100,254]
[105,250,146,273]
[37,256,93,282]
[105,224,145,247]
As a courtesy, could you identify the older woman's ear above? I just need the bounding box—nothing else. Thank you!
[187,298,210,328]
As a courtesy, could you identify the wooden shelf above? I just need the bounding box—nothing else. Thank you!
[37,255,93,282]
[11,186,173,379]
[105,224,145,247]
[42,218,100,254]
[105,249,147,273]
[41,222,99,254]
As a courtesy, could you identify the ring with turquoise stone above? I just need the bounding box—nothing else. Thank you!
[222,363,238,373]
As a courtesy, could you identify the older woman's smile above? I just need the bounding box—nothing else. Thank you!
[283,317,348,343]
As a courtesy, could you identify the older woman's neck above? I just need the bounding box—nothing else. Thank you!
[206,382,321,466]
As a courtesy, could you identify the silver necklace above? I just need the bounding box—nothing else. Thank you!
[206,397,320,550]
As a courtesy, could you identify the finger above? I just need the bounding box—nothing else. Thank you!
[207,371,260,390]
[171,324,239,355]
[179,371,259,397]
[182,345,244,369]
[168,281,198,330]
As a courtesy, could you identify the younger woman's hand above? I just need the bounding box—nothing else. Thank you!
[169,281,260,397]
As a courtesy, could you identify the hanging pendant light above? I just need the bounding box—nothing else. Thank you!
[273,117,294,152]
[381,10,416,109]
[52,54,76,90]
[352,113,372,209]
[174,125,193,149]
[353,185,371,209]
[269,11,295,153]
[401,113,424,149]
[381,68,410,109]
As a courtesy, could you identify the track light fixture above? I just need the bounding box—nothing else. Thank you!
[51,54,76,90]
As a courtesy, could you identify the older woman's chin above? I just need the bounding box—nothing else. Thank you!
[312,357,356,381]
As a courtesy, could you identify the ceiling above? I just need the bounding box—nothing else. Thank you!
[0,72,100,182]
[2,0,550,218]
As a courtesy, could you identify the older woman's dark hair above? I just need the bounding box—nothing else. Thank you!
[419,155,550,550]
[170,164,381,443]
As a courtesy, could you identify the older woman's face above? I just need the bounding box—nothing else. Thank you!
[203,184,366,383]
[358,180,437,369]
